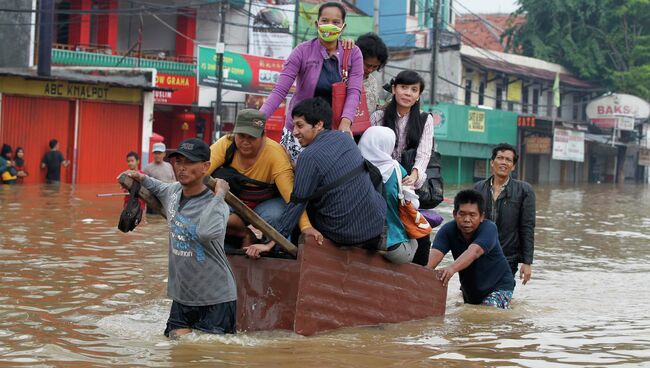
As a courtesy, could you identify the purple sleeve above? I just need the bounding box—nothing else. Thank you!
[260,46,303,118]
[341,46,363,122]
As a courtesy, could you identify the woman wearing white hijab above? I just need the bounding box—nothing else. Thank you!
[359,126,419,264]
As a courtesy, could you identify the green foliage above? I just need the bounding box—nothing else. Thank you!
[504,0,650,100]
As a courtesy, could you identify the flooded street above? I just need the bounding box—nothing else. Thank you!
[0,183,649,367]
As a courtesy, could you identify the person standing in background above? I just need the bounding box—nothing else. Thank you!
[144,143,176,183]
[41,139,70,184]
[355,33,388,115]
[1,144,17,185]
[474,143,535,285]
[14,147,28,184]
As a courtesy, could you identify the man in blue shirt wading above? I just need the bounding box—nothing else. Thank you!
[426,189,514,309]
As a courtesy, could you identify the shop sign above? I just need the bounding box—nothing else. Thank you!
[154,74,196,105]
[586,94,650,128]
[639,149,650,166]
[525,136,552,154]
[552,128,584,162]
[468,110,485,132]
[0,76,142,103]
[617,116,635,131]
[198,46,292,96]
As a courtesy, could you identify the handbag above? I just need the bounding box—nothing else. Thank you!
[394,162,432,239]
[118,180,143,233]
[400,113,444,209]
[331,48,371,135]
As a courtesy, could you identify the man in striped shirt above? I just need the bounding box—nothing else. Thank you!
[275,97,386,247]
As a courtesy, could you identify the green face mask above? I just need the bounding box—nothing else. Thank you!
[317,23,343,42]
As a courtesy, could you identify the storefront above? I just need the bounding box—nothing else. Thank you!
[0,71,153,184]
[431,103,518,185]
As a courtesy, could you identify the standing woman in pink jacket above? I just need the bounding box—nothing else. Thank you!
[259,2,363,162]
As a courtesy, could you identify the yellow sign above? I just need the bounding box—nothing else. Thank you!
[468,110,485,132]
[506,77,522,102]
[0,76,142,103]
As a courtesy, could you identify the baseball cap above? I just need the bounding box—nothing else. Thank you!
[152,142,166,153]
[233,109,266,138]
[168,138,210,162]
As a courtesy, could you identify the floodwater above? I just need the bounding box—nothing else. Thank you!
[0,183,649,367]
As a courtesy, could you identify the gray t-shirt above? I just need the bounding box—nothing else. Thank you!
[142,176,236,306]
[144,161,176,183]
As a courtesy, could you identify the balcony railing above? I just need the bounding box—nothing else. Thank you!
[51,44,196,76]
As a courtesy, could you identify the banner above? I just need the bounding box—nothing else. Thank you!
[552,128,584,162]
[506,78,522,102]
[198,46,288,95]
[525,136,552,154]
[248,1,296,59]
[154,74,196,105]
[639,149,650,167]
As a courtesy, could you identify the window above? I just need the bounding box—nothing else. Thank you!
[572,95,580,120]
[464,80,472,105]
[56,1,70,44]
[478,81,485,106]
[496,85,503,110]
[409,0,417,16]
[522,87,529,113]
[532,89,539,114]
[546,91,553,117]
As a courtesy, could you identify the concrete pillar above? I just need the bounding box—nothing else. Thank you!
[96,0,118,51]
[175,8,196,59]
[68,0,91,47]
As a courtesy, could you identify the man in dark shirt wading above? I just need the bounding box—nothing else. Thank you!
[426,189,514,309]
[126,138,237,339]
[41,139,70,184]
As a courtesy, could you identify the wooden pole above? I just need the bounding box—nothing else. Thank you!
[118,174,298,257]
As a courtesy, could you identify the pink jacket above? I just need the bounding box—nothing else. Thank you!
[260,38,364,130]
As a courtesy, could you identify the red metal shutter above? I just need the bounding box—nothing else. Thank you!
[0,95,74,184]
[76,101,142,184]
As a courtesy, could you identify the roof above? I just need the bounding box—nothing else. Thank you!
[0,67,162,90]
[455,14,525,52]
[461,53,596,90]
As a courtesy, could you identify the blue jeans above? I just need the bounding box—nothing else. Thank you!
[230,197,286,228]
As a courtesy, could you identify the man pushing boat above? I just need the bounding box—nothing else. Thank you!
[124,138,237,338]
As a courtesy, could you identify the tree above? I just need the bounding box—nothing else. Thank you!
[504,0,650,100]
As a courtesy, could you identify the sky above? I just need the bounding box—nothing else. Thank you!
[454,0,519,14]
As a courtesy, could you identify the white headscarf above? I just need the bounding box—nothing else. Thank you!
[358,126,398,183]
[359,126,420,208]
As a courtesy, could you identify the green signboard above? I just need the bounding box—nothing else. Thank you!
[197,45,286,95]
[295,3,373,44]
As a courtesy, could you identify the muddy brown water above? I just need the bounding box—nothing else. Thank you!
[0,183,649,367]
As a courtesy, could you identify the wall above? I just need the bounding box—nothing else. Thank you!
[0,0,34,67]
[117,1,178,56]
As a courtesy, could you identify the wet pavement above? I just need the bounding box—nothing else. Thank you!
[0,183,649,367]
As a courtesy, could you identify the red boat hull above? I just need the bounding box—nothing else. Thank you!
[228,239,447,336]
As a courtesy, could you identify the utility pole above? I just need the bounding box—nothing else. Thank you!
[429,0,441,106]
[37,0,54,76]
[373,0,379,34]
[213,1,227,142]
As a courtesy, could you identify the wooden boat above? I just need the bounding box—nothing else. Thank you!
[228,239,448,336]
[118,174,447,335]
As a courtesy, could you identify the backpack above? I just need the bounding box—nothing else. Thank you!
[118,180,143,233]
[400,112,444,209]
[211,140,278,204]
